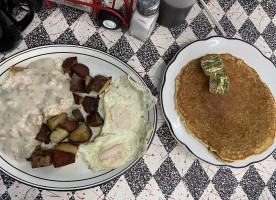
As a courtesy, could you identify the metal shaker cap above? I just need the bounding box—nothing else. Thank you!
[137,0,160,16]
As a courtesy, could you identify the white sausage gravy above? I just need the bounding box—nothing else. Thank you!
[0,58,74,162]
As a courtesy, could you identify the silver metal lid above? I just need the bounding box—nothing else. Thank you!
[137,0,160,16]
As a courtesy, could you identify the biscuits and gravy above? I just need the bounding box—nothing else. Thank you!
[0,57,157,171]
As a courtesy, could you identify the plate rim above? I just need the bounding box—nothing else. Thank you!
[160,36,276,168]
[0,44,158,190]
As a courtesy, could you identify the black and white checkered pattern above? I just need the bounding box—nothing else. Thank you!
[0,0,275,199]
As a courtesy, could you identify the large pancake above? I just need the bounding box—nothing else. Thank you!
[175,53,276,162]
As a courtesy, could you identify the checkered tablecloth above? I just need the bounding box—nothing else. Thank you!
[0,0,276,199]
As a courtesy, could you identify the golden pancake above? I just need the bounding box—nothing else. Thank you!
[175,54,276,162]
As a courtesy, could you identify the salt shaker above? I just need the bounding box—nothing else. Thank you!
[130,0,160,42]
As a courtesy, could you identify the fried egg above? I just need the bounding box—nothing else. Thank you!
[79,75,157,171]
[101,75,156,136]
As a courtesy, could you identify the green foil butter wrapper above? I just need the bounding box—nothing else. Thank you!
[201,54,225,76]
[209,73,229,94]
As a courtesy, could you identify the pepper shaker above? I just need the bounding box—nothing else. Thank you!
[130,0,160,42]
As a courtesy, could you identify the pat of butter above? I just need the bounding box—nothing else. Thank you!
[201,54,225,76]
[209,72,229,94]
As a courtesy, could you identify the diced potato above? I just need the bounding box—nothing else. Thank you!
[47,113,67,131]
[73,93,84,105]
[68,123,92,145]
[70,78,85,93]
[54,142,78,154]
[64,118,79,132]
[36,123,51,144]
[91,75,112,94]
[82,96,100,113]
[72,64,89,78]
[53,150,75,168]
[72,109,85,122]
[50,127,69,143]
[86,112,104,127]
[84,75,93,93]
[27,146,52,168]
[62,57,77,77]
[53,143,78,167]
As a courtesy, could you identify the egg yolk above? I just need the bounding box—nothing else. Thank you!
[98,143,125,168]
[110,106,133,130]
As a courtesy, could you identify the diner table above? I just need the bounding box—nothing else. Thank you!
[0,0,276,199]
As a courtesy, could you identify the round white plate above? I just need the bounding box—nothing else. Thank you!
[0,45,157,190]
[161,36,276,168]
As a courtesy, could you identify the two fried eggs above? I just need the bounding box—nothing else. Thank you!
[79,75,157,171]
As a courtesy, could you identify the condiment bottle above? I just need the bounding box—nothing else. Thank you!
[157,0,196,28]
[130,0,160,42]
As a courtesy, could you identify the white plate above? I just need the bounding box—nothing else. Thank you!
[0,45,157,190]
[161,36,276,168]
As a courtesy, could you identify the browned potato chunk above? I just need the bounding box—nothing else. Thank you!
[50,127,70,143]
[84,75,93,93]
[64,118,79,132]
[86,112,104,127]
[27,146,52,168]
[70,78,85,93]
[91,75,112,94]
[72,109,85,122]
[73,93,84,105]
[10,66,25,76]
[62,57,77,77]
[54,142,78,154]
[53,143,77,168]
[36,123,51,144]
[47,113,67,131]
[53,151,75,168]
[72,64,89,78]
[82,96,100,113]
[68,123,92,145]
